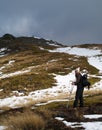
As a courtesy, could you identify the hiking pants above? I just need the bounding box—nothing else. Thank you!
[73,86,84,107]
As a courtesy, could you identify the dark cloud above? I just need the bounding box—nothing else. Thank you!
[0,0,102,45]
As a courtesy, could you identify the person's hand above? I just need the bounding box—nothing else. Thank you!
[72,82,75,85]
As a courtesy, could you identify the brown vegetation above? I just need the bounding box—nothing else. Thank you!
[0,35,102,129]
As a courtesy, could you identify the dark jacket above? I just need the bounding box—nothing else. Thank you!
[74,72,82,86]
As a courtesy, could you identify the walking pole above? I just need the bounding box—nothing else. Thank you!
[66,81,74,108]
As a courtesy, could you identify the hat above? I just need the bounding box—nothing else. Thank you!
[82,69,88,74]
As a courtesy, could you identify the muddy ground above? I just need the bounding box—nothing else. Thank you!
[0,102,102,130]
[45,103,102,130]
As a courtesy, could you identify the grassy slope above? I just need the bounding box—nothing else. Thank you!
[0,35,102,129]
[0,36,101,98]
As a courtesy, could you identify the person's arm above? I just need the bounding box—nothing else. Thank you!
[74,73,81,85]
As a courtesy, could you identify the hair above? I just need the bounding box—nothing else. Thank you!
[75,67,80,72]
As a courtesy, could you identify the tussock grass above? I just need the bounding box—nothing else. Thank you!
[1,107,53,130]
[0,71,55,98]
[84,90,102,106]
[84,89,102,96]
[6,110,45,130]
[35,107,53,120]
[89,77,100,86]
[0,106,11,111]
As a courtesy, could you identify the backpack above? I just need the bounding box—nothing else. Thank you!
[81,73,91,87]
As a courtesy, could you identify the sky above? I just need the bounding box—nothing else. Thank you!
[0,0,102,45]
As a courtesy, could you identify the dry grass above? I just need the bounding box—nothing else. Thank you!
[35,107,53,120]
[5,110,45,130]
[89,77,100,86]
[0,36,101,122]
[84,89,102,97]
[0,40,100,100]
[1,107,53,130]
[84,90,102,106]
[76,44,102,50]
[0,71,55,98]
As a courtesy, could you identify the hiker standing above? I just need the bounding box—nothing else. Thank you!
[72,68,84,108]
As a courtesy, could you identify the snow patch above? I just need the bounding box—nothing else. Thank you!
[49,47,101,56]
[88,56,102,71]
[84,114,102,119]
[55,115,102,130]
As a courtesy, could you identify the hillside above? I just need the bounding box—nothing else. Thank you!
[0,34,99,99]
[0,34,102,130]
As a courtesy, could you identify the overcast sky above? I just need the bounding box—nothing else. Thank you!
[0,0,102,45]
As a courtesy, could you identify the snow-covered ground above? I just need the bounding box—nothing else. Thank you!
[0,48,7,57]
[49,46,102,71]
[0,47,101,109]
[0,126,6,130]
[55,114,102,130]
[49,47,101,56]
[88,56,102,72]
[0,46,102,129]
